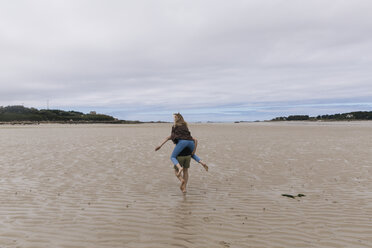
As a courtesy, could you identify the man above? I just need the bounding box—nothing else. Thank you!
[174,146,192,193]
[174,138,200,193]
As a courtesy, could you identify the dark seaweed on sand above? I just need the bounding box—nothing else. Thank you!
[281,194,306,199]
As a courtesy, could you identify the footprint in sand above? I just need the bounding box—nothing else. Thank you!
[219,241,230,247]
[203,217,211,223]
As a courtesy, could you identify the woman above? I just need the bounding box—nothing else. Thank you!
[155,113,208,177]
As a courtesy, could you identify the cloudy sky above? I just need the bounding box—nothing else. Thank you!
[1,0,372,121]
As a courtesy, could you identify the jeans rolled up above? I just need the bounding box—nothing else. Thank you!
[170,139,201,165]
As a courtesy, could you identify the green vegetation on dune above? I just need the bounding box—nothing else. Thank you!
[272,111,372,121]
[0,105,140,124]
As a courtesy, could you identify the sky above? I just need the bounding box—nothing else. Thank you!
[1,0,372,122]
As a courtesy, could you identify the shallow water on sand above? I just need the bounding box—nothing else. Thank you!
[0,123,371,247]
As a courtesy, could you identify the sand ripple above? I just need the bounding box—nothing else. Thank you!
[0,123,371,247]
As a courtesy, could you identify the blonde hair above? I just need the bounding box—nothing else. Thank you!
[173,113,188,127]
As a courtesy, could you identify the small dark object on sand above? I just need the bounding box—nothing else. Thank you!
[281,193,306,199]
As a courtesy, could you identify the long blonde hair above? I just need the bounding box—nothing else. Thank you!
[173,113,188,127]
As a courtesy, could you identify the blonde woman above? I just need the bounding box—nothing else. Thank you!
[155,113,208,177]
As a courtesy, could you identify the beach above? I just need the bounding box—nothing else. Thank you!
[0,122,371,248]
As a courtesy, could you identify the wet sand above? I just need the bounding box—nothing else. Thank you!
[0,122,371,248]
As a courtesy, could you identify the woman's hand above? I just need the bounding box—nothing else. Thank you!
[155,145,161,151]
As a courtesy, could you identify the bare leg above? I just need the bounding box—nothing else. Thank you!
[182,168,189,193]
[199,160,208,172]
[174,168,185,192]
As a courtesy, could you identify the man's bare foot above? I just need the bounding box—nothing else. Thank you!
[180,180,186,192]
[200,161,208,172]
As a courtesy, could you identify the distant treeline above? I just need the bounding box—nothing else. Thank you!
[0,105,141,124]
[272,111,372,121]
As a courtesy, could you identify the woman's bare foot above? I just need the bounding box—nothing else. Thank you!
[176,166,183,177]
[200,161,208,172]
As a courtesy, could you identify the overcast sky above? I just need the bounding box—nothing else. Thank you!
[1,0,372,121]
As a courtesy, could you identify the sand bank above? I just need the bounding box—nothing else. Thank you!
[0,123,371,247]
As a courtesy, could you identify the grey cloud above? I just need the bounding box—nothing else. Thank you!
[1,0,372,120]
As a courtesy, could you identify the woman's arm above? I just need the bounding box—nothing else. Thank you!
[192,138,198,155]
[155,136,171,151]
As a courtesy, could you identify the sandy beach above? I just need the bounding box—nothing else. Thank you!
[0,122,371,248]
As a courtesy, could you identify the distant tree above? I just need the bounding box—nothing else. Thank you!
[273,111,372,121]
[0,105,117,122]
[286,115,309,121]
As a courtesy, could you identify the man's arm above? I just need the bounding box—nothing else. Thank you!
[192,138,198,155]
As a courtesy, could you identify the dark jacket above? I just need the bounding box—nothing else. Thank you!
[171,124,193,144]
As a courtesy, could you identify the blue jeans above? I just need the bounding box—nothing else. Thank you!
[171,139,201,165]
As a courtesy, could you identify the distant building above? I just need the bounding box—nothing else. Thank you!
[346,114,353,118]
[90,111,97,115]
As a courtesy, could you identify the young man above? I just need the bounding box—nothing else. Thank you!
[174,138,208,193]
[174,146,192,193]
